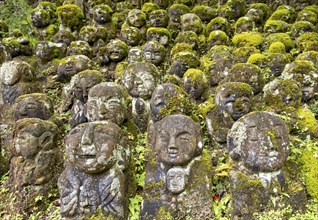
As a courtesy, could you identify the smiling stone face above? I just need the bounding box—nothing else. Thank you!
[121,62,159,99]
[166,167,186,194]
[227,111,290,172]
[86,82,129,126]
[66,121,123,174]
[151,114,202,166]
[215,82,253,121]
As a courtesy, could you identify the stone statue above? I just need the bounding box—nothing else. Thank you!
[69,70,104,128]
[228,111,306,218]
[141,114,213,219]
[142,40,166,67]
[121,62,160,131]
[13,93,54,121]
[58,121,129,219]
[0,60,41,104]
[206,82,253,145]
[9,118,61,211]
[86,82,130,126]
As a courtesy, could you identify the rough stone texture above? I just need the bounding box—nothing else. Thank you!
[58,121,129,219]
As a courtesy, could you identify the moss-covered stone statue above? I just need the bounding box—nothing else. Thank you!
[167,4,191,38]
[9,118,62,214]
[182,68,209,103]
[86,82,130,126]
[58,121,130,220]
[148,9,169,28]
[69,70,104,128]
[92,4,117,41]
[121,9,147,39]
[206,82,253,145]
[228,111,307,219]
[168,51,200,80]
[67,40,94,59]
[146,27,172,47]
[120,26,143,47]
[56,4,85,33]
[140,114,213,219]
[142,40,166,70]
[121,62,160,132]
[13,93,54,122]
[0,61,41,105]
[149,83,191,123]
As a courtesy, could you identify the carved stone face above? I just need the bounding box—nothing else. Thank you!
[57,55,92,82]
[0,61,33,85]
[182,69,208,100]
[128,48,142,64]
[15,129,39,159]
[14,118,57,159]
[181,13,203,34]
[142,41,166,66]
[121,27,142,46]
[149,10,169,27]
[14,94,53,121]
[53,30,76,46]
[127,9,146,27]
[106,40,128,62]
[66,122,122,174]
[228,112,290,172]
[169,52,200,78]
[67,40,93,58]
[146,29,170,46]
[73,71,103,103]
[35,41,54,62]
[86,82,128,125]
[151,115,202,166]
[150,83,182,122]
[93,5,112,24]
[122,62,158,99]
[215,82,253,120]
[166,167,186,194]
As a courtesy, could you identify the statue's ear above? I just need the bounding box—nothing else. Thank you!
[39,131,54,150]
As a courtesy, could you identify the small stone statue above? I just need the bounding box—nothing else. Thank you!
[228,111,307,219]
[86,82,130,126]
[121,62,160,132]
[9,118,61,211]
[58,121,129,220]
[69,70,104,128]
[140,114,213,219]
[206,82,253,145]
[13,93,54,121]
[142,40,166,67]
[0,60,41,104]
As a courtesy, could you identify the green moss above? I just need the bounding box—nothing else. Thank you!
[296,107,317,135]
[147,27,171,39]
[191,5,216,22]
[206,16,229,36]
[249,3,271,20]
[300,145,318,200]
[269,9,293,23]
[232,32,263,48]
[170,42,194,57]
[141,2,160,15]
[297,9,317,25]
[207,30,229,47]
[175,31,198,49]
[155,207,173,220]
[45,24,58,40]
[266,33,294,51]
[303,5,318,17]
[56,4,84,29]
[291,21,315,38]
[247,53,268,65]
[268,42,286,54]
[173,51,200,68]
[232,46,260,62]
[264,20,290,33]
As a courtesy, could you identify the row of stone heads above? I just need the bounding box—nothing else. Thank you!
[10,110,289,218]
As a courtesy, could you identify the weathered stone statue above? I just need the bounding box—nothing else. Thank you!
[0,60,41,104]
[121,62,160,131]
[122,9,147,39]
[168,51,200,79]
[92,4,116,41]
[142,40,166,67]
[228,111,307,219]
[150,83,190,123]
[13,93,54,121]
[140,114,213,219]
[9,118,61,212]
[148,9,169,28]
[86,82,130,126]
[120,26,143,47]
[206,82,253,145]
[69,70,104,128]
[58,121,129,220]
